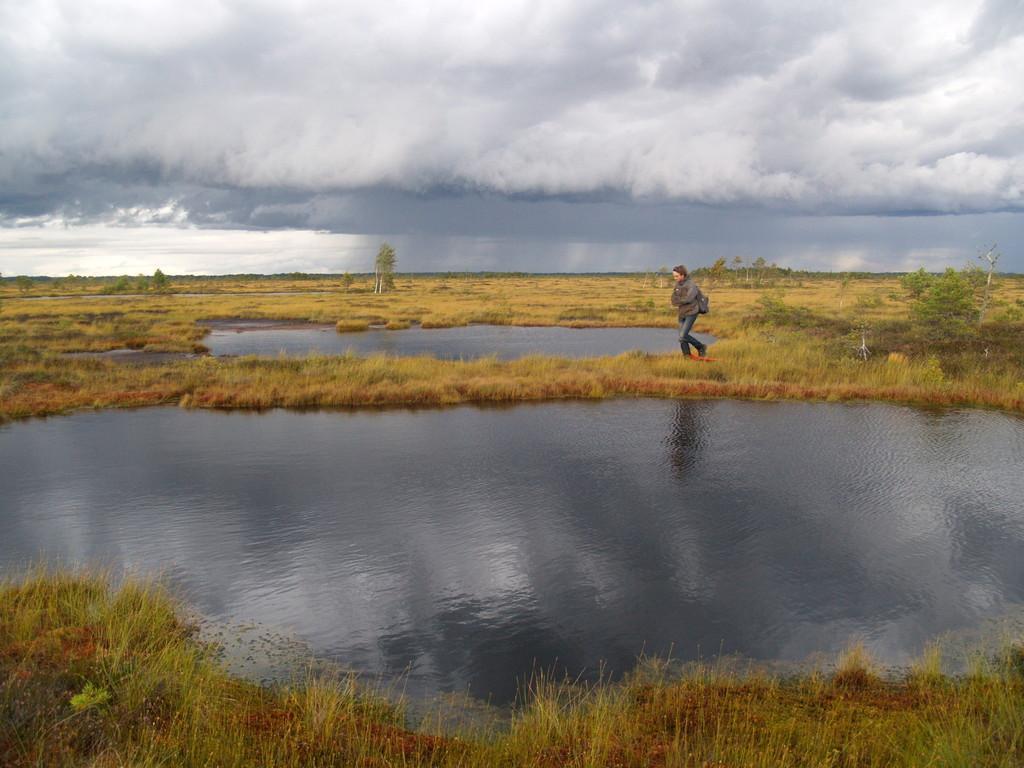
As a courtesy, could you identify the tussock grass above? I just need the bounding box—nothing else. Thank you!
[336,319,370,332]
[3,569,1024,766]
[421,316,467,329]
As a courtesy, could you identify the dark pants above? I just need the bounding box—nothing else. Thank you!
[678,314,705,356]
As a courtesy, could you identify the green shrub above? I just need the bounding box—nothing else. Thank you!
[752,292,812,327]
[912,268,977,331]
[855,293,883,309]
[900,268,933,299]
[70,682,112,712]
[152,268,170,291]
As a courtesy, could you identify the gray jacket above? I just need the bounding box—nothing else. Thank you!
[671,278,701,318]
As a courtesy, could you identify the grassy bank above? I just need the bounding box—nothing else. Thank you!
[1,344,1023,420]
[3,570,1023,767]
[2,274,1023,419]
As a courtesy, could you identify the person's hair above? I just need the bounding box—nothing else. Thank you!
[672,264,688,276]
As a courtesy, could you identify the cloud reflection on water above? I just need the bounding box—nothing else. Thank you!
[1,401,1023,701]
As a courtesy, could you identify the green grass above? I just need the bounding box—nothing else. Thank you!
[3,569,1024,766]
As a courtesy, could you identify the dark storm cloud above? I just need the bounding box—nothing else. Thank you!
[5,189,1021,275]
[3,0,1023,208]
[1,0,1023,273]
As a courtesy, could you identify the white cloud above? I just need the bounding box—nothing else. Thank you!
[1,0,1022,215]
[0,224,374,275]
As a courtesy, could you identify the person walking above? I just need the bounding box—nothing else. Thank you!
[671,265,707,358]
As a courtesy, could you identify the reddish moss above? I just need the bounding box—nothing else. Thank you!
[2,626,99,669]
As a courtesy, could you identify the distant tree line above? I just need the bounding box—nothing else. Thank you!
[642,257,805,289]
[106,268,171,294]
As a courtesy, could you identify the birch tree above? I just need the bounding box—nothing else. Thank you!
[374,242,396,294]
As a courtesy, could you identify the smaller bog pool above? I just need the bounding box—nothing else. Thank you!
[202,321,714,359]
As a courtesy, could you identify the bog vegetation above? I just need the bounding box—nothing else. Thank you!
[2,570,1023,767]
[3,264,1024,765]
[1,264,1023,421]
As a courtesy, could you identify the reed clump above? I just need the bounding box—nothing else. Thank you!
[3,569,1024,767]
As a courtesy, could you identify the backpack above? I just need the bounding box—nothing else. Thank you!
[697,289,710,315]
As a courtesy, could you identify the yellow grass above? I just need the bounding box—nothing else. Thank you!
[3,569,1024,767]
[2,274,1023,420]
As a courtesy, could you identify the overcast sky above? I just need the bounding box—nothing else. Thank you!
[2,0,1023,275]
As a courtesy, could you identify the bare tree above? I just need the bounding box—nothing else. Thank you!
[656,266,670,288]
[854,323,871,361]
[977,243,1000,323]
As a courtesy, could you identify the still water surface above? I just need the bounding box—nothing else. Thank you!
[2,401,1023,701]
[203,322,712,359]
